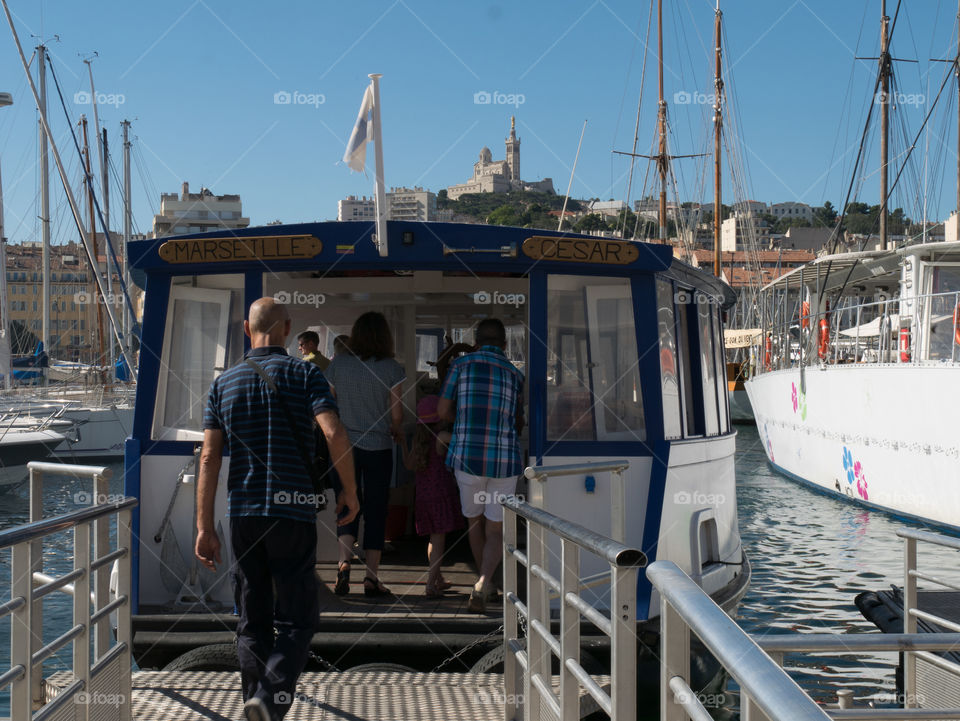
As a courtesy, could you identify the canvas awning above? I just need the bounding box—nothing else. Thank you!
[724,328,762,348]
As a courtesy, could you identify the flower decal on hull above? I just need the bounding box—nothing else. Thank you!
[841,446,869,501]
[791,381,807,420]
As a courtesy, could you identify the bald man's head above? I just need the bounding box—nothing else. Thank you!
[245,297,291,346]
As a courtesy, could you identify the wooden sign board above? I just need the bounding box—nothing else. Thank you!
[158,235,322,264]
[522,236,639,265]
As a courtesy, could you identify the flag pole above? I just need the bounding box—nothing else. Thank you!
[369,73,388,257]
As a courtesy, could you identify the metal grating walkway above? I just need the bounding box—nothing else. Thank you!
[50,670,506,720]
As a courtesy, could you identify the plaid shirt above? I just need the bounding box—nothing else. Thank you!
[440,345,524,478]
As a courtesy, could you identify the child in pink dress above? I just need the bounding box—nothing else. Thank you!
[401,395,464,597]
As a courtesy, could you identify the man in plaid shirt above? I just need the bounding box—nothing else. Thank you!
[438,318,524,613]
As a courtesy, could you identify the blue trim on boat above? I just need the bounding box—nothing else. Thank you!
[634,276,664,443]
[637,439,671,620]
[132,276,170,440]
[244,270,261,354]
[128,221,677,276]
[125,437,142,613]
[766,458,960,537]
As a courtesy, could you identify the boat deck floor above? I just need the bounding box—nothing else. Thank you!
[46,669,610,720]
[134,540,514,670]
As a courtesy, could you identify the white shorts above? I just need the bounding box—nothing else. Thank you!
[455,471,518,522]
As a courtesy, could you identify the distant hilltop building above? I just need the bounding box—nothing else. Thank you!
[151,182,249,238]
[446,117,554,200]
[338,187,437,222]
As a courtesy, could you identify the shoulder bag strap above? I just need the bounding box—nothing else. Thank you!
[245,357,325,491]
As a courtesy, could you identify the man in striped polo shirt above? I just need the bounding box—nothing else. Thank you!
[196,297,359,721]
[438,317,524,613]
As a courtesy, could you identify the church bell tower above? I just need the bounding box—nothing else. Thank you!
[505,116,520,182]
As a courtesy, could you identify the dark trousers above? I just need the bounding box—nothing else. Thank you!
[334,447,393,550]
[231,516,318,720]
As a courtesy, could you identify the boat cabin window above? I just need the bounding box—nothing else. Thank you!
[656,280,682,440]
[152,274,244,441]
[923,264,960,360]
[546,275,645,442]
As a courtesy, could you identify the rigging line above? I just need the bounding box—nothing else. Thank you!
[619,0,654,240]
[44,53,137,326]
[824,59,954,311]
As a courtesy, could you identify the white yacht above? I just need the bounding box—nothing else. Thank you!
[746,241,960,529]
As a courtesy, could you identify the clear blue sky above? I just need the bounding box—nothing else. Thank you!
[0,0,956,242]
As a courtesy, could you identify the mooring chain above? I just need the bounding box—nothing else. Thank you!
[430,623,505,673]
[307,649,341,673]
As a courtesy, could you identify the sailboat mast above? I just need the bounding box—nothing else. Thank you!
[879,0,890,250]
[956,0,960,216]
[713,1,723,276]
[81,117,105,371]
[38,45,50,368]
[122,120,131,353]
[102,127,114,374]
[657,0,668,243]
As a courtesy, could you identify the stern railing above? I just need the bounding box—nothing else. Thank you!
[502,478,645,721]
[0,462,137,720]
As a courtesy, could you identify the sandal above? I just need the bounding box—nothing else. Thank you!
[363,577,392,597]
[436,576,453,591]
[334,563,350,596]
[424,584,443,599]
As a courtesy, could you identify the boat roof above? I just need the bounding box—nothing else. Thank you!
[760,239,960,293]
[129,220,736,306]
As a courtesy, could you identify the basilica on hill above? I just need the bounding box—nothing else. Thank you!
[446,117,555,200]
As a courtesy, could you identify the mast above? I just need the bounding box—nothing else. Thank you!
[0,0,135,376]
[713,1,723,276]
[122,120,131,355]
[102,127,114,374]
[0,96,10,390]
[81,117,105,372]
[879,0,890,250]
[38,45,50,370]
[956,0,960,217]
[657,0,668,243]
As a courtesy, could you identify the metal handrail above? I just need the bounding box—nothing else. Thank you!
[648,560,832,721]
[897,526,960,712]
[2,462,136,721]
[501,494,643,721]
[502,496,646,568]
[0,497,135,549]
[522,460,631,543]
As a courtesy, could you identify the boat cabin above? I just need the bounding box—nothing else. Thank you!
[125,221,745,648]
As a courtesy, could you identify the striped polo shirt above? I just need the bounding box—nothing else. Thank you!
[440,345,524,478]
[203,346,338,522]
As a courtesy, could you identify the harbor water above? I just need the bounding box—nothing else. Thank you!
[0,435,958,713]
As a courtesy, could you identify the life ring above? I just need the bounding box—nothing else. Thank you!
[799,301,810,330]
[899,327,911,363]
[818,318,830,359]
[954,300,960,347]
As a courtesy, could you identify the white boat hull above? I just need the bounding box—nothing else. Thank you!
[0,429,65,490]
[52,406,133,459]
[746,365,960,530]
[728,388,755,423]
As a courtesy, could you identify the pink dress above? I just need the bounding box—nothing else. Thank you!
[415,446,465,535]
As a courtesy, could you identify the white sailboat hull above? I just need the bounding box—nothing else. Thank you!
[728,388,755,423]
[52,405,133,459]
[746,365,960,530]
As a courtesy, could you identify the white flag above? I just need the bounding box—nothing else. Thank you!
[342,84,374,172]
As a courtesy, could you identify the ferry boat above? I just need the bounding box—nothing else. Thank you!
[124,220,749,670]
